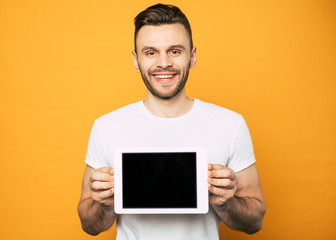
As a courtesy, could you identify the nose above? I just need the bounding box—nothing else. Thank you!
[156,53,173,69]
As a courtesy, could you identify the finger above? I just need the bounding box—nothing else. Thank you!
[208,169,235,180]
[90,180,114,191]
[92,188,114,202]
[208,183,236,197]
[97,188,114,200]
[90,172,114,182]
[97,167,114,175]
[208,178,235,188]
[100,196,115,207]
[208,164,225,170]
[208,184,227,196]
[209,194,230,206]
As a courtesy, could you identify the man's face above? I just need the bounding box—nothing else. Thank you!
[133,23,197,100]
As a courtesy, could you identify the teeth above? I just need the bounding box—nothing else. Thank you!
[155,75,174,79]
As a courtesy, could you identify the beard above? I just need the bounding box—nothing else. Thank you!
[139,63,191,100]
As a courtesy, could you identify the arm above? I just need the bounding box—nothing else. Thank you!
[208,163,266,234]
[78,165,117,235]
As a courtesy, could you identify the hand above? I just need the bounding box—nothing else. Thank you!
[208,164,238,207]
[89,167,114,206]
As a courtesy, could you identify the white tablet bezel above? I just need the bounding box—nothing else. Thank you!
[114,148,208,214]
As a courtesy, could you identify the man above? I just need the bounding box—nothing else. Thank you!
[78,3,266,239]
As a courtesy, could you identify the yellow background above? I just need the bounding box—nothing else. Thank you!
[1,0,335,239]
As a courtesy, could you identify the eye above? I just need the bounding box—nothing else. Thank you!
[146,51,156,56]
[169,50,181,55]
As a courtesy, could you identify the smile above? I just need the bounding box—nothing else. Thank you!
[155,74,175,79]
[151,73,177,83]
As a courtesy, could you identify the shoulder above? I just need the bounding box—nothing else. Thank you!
[94,101,142,126]
[195,99,243,123]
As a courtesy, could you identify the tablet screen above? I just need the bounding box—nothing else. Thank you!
[122,152,197,208]
[114,148,208,214]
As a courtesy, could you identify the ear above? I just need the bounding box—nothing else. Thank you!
[132,51,140,72]
[190,47,197,69]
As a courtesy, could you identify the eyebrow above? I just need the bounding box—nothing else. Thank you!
[169,45,186,50]
[141,45,186,52]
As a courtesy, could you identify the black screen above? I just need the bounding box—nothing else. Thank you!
[122,152,197,208]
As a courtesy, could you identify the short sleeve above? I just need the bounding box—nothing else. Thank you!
[85,120,107,169]
[227,116,256,173]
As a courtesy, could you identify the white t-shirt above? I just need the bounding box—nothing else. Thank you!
[85,99,256,240]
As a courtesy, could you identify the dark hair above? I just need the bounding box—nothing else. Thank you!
[134,3,193,52]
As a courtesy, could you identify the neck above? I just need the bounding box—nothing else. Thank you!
[143,89,194,118]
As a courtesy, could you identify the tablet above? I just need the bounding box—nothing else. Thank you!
[114,148,208,214]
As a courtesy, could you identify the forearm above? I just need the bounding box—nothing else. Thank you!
[213,196,266,234]
[78,197,117,235]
